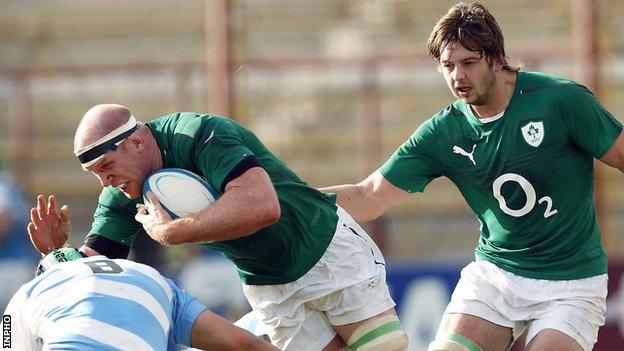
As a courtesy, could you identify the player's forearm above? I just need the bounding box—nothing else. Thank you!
[190,309,279,351]
[157,190,280,245]
[244,336,280,350]
[156,165,280,244]
[205,332,278,351]
[320,184,381,223]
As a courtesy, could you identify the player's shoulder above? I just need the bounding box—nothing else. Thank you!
[403,104,462,146]
[425,103,466,129]
[108,257,156,274]
[147,112,244,135]
[518,70,587,95]
[106,258,174,293]
[3,283,30,315]
[10,279,35,299]
[21,259,89,297]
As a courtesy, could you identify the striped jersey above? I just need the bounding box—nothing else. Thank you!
[3,256,206,351]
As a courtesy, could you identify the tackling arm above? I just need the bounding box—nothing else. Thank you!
[169,278,278,351]
[190,310,279,351]
[320,170,408,223]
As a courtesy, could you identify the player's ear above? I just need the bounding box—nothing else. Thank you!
[126,131,144,151]
[493,55,505,72]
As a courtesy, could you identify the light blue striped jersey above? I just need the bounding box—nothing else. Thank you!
[3,255,206,351]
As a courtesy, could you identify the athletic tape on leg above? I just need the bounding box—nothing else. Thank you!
[347,315,408,351]
[427,333,483,351]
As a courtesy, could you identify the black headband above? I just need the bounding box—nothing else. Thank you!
[76,125,138,165]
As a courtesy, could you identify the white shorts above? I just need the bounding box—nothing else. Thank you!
[444,260,607,351]
[243,207,396,351]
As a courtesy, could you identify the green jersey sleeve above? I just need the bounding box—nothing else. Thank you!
[559,84,623,158]
[86,187,144,255]
[194,120,257,192]
[379,118,444,193]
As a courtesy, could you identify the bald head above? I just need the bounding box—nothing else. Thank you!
[74,104,133,153]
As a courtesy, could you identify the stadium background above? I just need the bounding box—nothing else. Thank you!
[1,0,624,349]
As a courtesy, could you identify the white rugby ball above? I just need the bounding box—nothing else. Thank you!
[142,168,219,219]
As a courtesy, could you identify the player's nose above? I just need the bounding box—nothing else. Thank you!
[96,173,113,187]
[451,66,465,81]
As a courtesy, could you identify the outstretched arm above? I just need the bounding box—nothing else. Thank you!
[320,170,408,223]
[190,309,279,351]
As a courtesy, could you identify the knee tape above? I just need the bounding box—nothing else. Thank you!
[427,333,483,351]
[347,314,408,351]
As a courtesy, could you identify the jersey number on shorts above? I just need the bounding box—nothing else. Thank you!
[492,173,558,218]
[84,259,124,274]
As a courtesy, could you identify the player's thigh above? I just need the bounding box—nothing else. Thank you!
[244,206,397,349]
[525,329,583,351]
[312,207,397,330]
[272,306,338,351]
[435,313,512,351]
[521,275,606,351]
[318,208,405,349]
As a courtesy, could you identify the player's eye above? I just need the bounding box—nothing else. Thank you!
[101,162,113,171]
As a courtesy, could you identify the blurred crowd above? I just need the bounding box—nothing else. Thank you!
[0,165,38,309]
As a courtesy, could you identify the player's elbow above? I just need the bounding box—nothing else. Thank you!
[257,197,281,227]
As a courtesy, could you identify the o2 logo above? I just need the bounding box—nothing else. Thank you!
[492,173,558,218]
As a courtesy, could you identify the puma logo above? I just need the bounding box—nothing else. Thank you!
[452,144,477,165]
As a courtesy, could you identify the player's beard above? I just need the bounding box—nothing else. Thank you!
[469,66,497,106]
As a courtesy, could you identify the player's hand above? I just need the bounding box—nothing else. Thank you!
[27,195,72,255]
[135,191,173,244]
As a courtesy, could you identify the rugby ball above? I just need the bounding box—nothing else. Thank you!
[142,168,219,219]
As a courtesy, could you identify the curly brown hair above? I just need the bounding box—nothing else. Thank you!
[426,2,520,72]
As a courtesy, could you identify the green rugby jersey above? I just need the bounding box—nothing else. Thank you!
[380,71,623,280]
[86,113,338,285]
